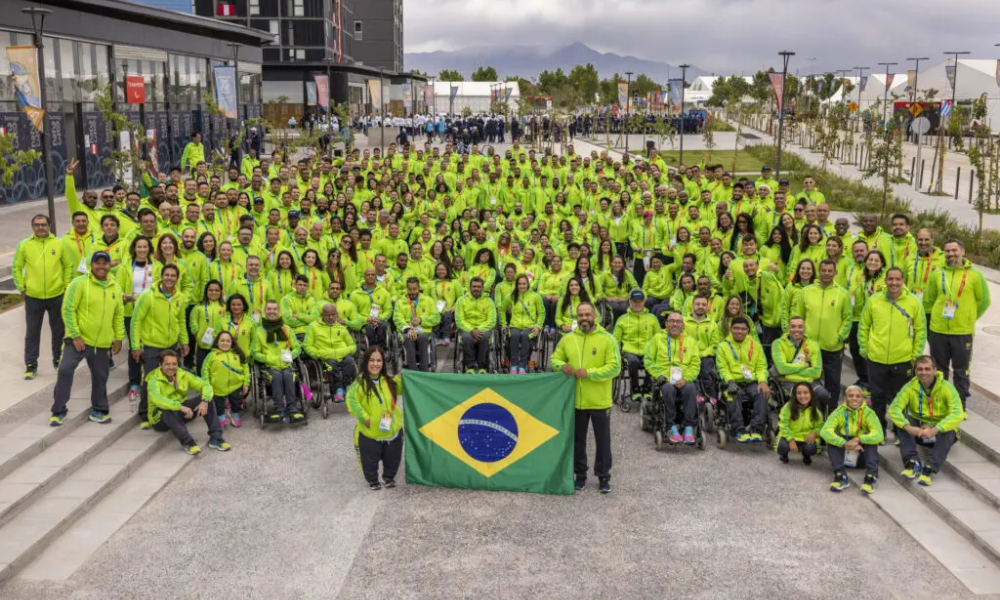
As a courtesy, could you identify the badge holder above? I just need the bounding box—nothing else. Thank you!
[200,327,216,347]
[379,412,392,432]
[669,366,683,384]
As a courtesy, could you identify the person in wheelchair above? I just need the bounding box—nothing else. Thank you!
[613,289,660,404]
[251,300,305,424]
[350,268,394,350]
[455,277,497,374]
[776,382,824,465]
[772,316,832,412]
[821,385,884,494]
[716,316,771,443]
[281,275,320,339]
[644,311,700,445]
[684,295,721,403]
[304,304,358,402]
[326,280,364,332]
[641,253,674,319]
[499,274,544,374]
[394,277,440,372]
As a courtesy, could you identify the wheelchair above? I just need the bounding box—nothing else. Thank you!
[696,369,724,435]
[298,354,357,420]
[396,327,438,373]
[712,380,779,449]
[495,327,551,373]
[614,356,651,414]
[643,378,707,451]
[248,359,310,428]
[452,328,496,374]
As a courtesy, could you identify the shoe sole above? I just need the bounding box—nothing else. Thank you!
[209,445,231,452]
[861,487,874,495]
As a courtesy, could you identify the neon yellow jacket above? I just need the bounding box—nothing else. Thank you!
[189,300,228,350]
[303,320,356,361]
[62,273,126,348]
[777,402,824,442]
[613,309,660,356]
[350,285,394,321]
[251,323,301,369]
[859,290,926,365]
[130,285,186,349]
[346,376,403,441]
[888,372,966,432]
[201,349,250,397]
[456,294,496,332]
[644,332,700,382]
[716,335,767,384]
[13,234,70,299]
[683,315,721,358]
[500,291,545,331]
[821,404,884,447]
[550,325,622,410]
[642,267,674,300]
[146,367,212,426]
[393,293,442,333]
[281,291,319,335]
[772,334,822,383]
[795,283,852,352]
[924,259,991,336]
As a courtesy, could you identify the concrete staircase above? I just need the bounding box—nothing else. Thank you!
[0,359,192,583]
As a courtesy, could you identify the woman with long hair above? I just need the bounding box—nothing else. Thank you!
[201,330,249,429]
[501,273,544,374]
[269,250,299,298]
[189,280,227,373]
[346,345,403,490]
[301,249,329,301]
[469,247,499,293]
[222,293,255,357]
[762,226,792,281]
[153,233,193,298]
[780,212,799,246]
[556,277,591,334]
[209,241,245,294]
[118,235,154,399]
[730,213,756,254]
[431,261,459,344]
[788,224,826,283]
[603,254,638,324]
[781,259,815,334]
[569,255,602,302]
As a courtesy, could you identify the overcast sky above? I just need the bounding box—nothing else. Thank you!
[404,0,1000,74]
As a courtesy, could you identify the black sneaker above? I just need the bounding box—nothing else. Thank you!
[779,454,789,464]
[369,482,382,491]
[574,477,586,491]
[383,479,396,488]
[599,478,611,494]
[803,455,812,466]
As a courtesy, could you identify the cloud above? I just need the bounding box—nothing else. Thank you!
[404,0,1000,74]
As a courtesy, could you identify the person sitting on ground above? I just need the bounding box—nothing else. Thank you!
[304,304,358,402]
[147,349,230,455]
[888,355,967,487]
[716,316,770,443]
[822,385,884,495]
[776,382,824,466]
[252,300,305,424]
[644,311,700,445]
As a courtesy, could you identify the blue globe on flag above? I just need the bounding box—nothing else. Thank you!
[458,403,519,463]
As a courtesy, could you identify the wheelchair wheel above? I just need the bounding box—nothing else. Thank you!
[716,427,728,448]
[452,333,463,373]
[696,427,706,451]
[638,399,651,431]
[654,429,663,451]
[701,400,716,434]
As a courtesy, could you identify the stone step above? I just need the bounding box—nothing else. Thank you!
[16,446,192,582]
[879,445,1000,571]
[0,399,138,529]
[959,410,1000,469]
[0,428,170,584]
[0,365,131,479]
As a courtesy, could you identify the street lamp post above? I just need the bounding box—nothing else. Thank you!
[624,71,633,154]
[938,51,971,192]
[905,57,929,190]
[22,7,56,233]
[678,64,689,165]
[775,50,795,179]
[227,42,241,163]
[378,66,385,151]
[853,65,869,133]
[876,61,898,209]
[877,62,898,126]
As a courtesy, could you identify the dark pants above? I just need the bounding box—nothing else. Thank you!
[24,295,64,370]
[698,357,719,399]
[267,367,299,413]
[461,331,492,370]
[434,311,455,340]
[123,317,143,387]
[139,346,174,421]
[848,322,868,386]
[867,361,912,433]
[929,331,973,407]
[508,328,532,369]
[781,380,833,414]
[622,352,645,396]
[777,438,818,459]
[760,325,782,368]
[725,382,767,433]
[633,255,647,287]
[543,298,558,328]
[607,300,628,324]
[153,396,223,447]
[324,356,357,391]
[821,349,843,405]
[194,347,210,376]
[828,443,879,477]
[364,320,389,350]
[661,382,698,428]
[213,389,244,417]
[574,407,612,480]
[51,341,111,416]
[357,432,403,485]
[896,419,958,472]
[403,332,432,371]
[183,306,196,369]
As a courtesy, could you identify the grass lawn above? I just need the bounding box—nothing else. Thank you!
[656,150,770,173]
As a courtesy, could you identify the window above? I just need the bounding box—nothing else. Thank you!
[286,22,294,45]
[293,0,303,16]
[269,20,280,44]
[250,0,259,15]
[296,49,305,60]
[354,20,362,41]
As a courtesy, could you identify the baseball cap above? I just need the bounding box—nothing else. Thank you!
[90,251,111,263]
[253,196,265,204]
[288,210,300,217]
[630,289,646,301]
[779,178,789,185]
[762,165,772,171]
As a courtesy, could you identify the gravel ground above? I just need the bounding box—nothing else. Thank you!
[0,346,978,600]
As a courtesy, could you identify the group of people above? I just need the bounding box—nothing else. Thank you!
[12,135,988,493]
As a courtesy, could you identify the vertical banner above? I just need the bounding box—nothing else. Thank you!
[449,84,459,103]
[905,69,916,95]
[402,83,412,109]
[768,72,785,110]
[126,76,146,104]
[368,79,382,110]
[212,65,237,118]
[945,64,956,91]
[885,73,894,90]
[305,81,317,106]
[617,82,628,108]
[504,87,512,103]
[860,74,868,91]
[996,60,1000,88]
[314,74,329,110]
[6,46,45,132]
[668,78,683,112]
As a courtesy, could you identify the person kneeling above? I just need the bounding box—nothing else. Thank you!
[716,316,771,443]
[821,385,884,494]
[147,350,230,455]
[889,355,967,487]
[347,346,403,490]
[644,311,700,445]
[304,304,358,402]
[252,300,305,424]
[776,382,824,465]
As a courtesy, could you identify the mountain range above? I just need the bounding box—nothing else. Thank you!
[405,42,709,84]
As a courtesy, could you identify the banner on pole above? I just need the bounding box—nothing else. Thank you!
[6,45,45,132]
[768,72,785,110]
[314,74,329,109]
[885,73,895,90]
[368,79,382,109]
[668,78,683,112]
[617,82,628,108]
[212,65,237,118]
[860,74,868,91]
[449,84,459,102]
[905,70,916,94]
[126,76,146,104]
[402,83,412,109]
[946,65,957,91]
[305,81,317,106]
[504,86,512,103]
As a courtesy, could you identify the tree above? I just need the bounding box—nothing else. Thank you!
[862,105,905,218]
[567,64,600,106]
[599,73,625,105]
[631,73,659,100]
[93,84,151,188]
[0,131,41,193]
[409,69,428,77]
[438,69,464,82]
[471,65,498,82]
[951,96,995,235]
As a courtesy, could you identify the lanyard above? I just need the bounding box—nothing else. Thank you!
[221,359,243,377]
[437,281,448,300]
[229,314,244,332]
[942,267,969,300]
[726,339,753,362]
[519,297,533,319]
[845,408,864,439]
[919,385,934,420]
[916,251,935,285]
[135,261,151,291]
[74,232,88,254]
[792,338,806,361]
[408,296,419,317]
[247,276,264,306]
[217,262,235,284]
[668,334,684,363]
[371,379,395,410]
[886,294,912,321]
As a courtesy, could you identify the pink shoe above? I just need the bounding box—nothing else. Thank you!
[444,339,452,346]
[696,395,705,404]
[231,413,242,428]
[510,367,518,375]
[668,426,682,444]
[219,415,229,427]
[683,434,695,445]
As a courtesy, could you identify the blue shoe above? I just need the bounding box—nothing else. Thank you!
[683,426,695,445]
[599,478,611,494]
[335,388,345,403]
[89,411,111,424]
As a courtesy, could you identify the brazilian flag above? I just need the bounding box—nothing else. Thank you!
[403,371,575,495]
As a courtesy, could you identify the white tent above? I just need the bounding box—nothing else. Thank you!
[428,81,521,115]
[857,72,909,113]
[910,59,1000,130]
[688,75,753,95]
